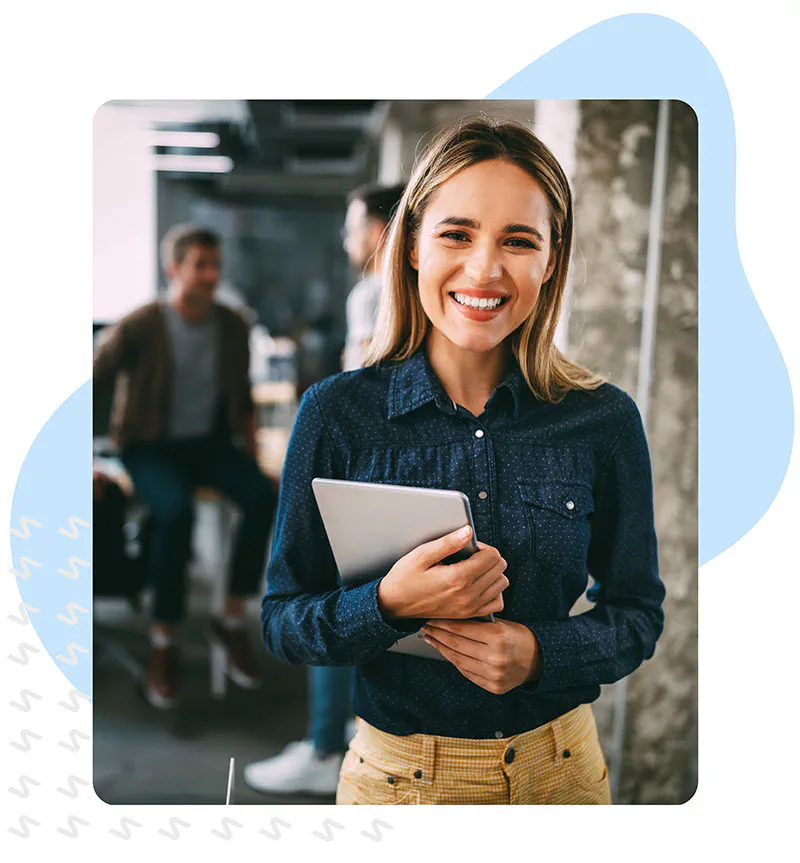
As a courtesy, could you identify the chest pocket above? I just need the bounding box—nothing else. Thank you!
[518,481,595,574]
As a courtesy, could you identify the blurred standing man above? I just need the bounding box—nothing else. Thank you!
[93,224,278,709]
[244,183,405,796]
[341,184,406,370]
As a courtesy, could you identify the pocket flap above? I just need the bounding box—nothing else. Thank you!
[518,481,595,519]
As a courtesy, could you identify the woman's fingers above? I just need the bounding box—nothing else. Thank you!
[435,545,506,581]
[476,565,509,600]
[423,633,497,691]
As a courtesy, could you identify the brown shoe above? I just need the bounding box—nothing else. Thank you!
[145,644,180,709]
[207,620,261,689]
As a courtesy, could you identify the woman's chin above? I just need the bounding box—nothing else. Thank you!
[443,330,507,355]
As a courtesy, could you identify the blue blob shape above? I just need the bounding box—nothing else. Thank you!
[487,13,794,564]
[8,15,794,684]
[10,381,92,697]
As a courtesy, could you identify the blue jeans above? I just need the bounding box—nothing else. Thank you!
[121,437,277,623]
[307,666,352,755]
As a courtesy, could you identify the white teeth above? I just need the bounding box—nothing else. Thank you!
[453,292,505,310]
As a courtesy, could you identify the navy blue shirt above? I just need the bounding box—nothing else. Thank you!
[261,346,664,738]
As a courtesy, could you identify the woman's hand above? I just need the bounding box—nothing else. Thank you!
[421,619,543,694]
[376,526,508,621]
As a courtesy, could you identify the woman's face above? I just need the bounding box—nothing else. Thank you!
[410,159,557,357]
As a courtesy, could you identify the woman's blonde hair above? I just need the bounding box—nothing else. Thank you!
[364,117,603,403]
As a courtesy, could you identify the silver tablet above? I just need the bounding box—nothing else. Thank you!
[311,478,480,661]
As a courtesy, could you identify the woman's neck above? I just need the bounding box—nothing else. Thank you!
[425,333,509,416]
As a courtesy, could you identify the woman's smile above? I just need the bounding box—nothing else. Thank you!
[448,289,511,320]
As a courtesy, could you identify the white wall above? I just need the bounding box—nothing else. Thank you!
[93,105,157,322]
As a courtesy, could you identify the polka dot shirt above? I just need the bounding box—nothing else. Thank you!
[261,347,665,738]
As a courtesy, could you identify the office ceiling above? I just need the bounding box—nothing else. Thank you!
[136,99,389,201]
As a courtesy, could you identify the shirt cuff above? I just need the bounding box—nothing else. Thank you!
[518,619,580,695]
[341,578,423,646]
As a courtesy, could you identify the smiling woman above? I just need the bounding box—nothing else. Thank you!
[260,117,665,805]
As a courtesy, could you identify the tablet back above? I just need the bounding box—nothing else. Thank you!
[311,478,478,660]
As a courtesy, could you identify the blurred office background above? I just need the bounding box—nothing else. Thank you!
[93,99,696,805]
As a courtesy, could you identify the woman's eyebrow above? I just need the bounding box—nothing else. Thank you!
[504,223,546,243]
[434,216,545,244]
[434,216,478,230]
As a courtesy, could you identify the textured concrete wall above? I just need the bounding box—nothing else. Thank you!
[564,101,698,803]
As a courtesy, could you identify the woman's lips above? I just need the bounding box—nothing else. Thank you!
[449,292,509,321]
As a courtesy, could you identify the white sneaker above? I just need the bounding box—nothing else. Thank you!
[243,740,344,795]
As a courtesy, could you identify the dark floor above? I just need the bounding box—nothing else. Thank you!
[93,591,336,806]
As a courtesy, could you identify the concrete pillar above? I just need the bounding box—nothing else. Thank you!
[566,100,698,803]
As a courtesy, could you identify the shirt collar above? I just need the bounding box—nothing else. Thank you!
[387,346,527,421]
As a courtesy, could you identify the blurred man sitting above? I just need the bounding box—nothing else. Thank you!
[93,224,278,709]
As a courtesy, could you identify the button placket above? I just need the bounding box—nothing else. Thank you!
[470,420,496,547]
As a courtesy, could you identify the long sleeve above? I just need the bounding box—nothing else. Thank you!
[93,319,133,386]
[522,400,665,694]
[260,383,421,666]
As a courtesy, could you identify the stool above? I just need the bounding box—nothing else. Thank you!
[194,487,239,699]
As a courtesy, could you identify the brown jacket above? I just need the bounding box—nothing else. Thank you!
[94,300,253,448]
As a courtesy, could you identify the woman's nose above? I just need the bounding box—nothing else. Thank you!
[463,243,502,284]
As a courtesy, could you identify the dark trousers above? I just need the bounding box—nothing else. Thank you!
[121,437,278,623]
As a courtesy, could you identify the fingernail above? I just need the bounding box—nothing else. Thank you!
[457,525,471,538]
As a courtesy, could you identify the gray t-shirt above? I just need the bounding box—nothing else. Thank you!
[162,301,220,439]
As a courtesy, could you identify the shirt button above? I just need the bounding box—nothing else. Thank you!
[504,747,516,764]
[478,491,488,500]
[474,429,485,439]
[495,731,504,739]
[387,776,395,785]
[565,500,575,511]
[414,769,422,779]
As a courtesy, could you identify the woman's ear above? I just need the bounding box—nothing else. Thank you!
[543,243,558,283]
[408,235,419,271]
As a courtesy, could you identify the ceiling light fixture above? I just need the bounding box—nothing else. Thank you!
[152,154,233,173]
[149,131,221,149]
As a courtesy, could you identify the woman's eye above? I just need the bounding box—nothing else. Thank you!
[439,230,470,243]
[505,236,538,250]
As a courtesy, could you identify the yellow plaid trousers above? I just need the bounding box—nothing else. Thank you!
[336,703,611,805]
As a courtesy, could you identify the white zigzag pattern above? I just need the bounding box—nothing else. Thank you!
[211,817,243,840]
[57,775,90,797]
[8,775,41,798]
[361,818,395,841]
[9,689,43,711]
[158,817,191,839]
[10,557,42,581]
[58,688,91,711]
[259,818,292,840]
[8,815,41,838]
[56,642,89,665]
[9,730,42,752]
[58,729,91,752]
[58,556,90,579]
[312,819,345,841]
[10,517,42,539]
[7,603,41,625]
[56,815,90,838]
[56,603,89,625]
[7,643,40,665]
[58,516,90,539]
[109,817,142,839]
